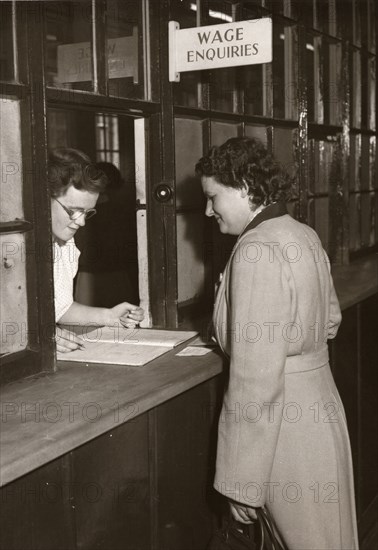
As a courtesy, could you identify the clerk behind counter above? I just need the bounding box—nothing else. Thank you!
[49,148,144,353]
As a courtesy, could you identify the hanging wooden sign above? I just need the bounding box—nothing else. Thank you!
[169,18,272,82]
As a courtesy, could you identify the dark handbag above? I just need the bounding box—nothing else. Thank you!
[207,507,288,550]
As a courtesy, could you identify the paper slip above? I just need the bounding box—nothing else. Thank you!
[189,335,217,347]
[176,346,213,357]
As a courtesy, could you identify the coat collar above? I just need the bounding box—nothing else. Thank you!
[240,201,288,238]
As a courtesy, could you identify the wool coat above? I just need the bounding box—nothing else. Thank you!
[213,203,359,550]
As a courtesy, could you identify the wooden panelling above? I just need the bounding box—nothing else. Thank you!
[0,458,75,550]
[155,377,223,550]
[359,295,378,513]
[72,414,151,550]
[331,293,378,541]
[330,306,360,511]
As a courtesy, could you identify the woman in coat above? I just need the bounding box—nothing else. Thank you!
[195,137,358,549]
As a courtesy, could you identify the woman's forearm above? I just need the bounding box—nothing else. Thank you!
[57,302,108,326]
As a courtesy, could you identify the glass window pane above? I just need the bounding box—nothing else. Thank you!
[360,135,371,191]
[349,134,361,191]
[315,0,329,35]
[245,124,268,145]
[288,0,299,20]
[174,72,201,109]
[210,67,240,113]
[207,1,234,24]
[352,0,361,46]
[273,127,298,182]
[349,193,361,251]
[328,42,342,126]
[359,0,368,49]
[171,0,198,28]
[336,0,352,41]
[171,0,200,107]
[45,1,94,91]
[309,138,335,196]
[273,23,298,120]
[314,36,325,124]
[0,97,24,222]
[273,22,285,119]
[0,232,29,355]
[309,196,329,252]
[329,0,337,36]
[244,64,264,116]
[107,0,145,100]
[306,34,315,122]
[207,1,240,113]
[264,0,287,17]
[368,56,376,130]
[370,137,376,191]
[177,212,205,304]
[95,114,120,165]
[240,2,268,116]
[352,50,361,128]
[240,0,266,20]
[0,2,14,81]
[175,118,204,208]
[96,114,106,153]
[298,0,314,29]
[368,0,375,53]
[210,121,240,146]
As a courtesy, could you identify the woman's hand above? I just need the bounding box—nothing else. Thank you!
[229,501,258,523]
[106,302,145,328]
[55,326,85,353]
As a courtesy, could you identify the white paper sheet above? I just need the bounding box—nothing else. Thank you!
[61,325,198,348]
[57,342,172,366]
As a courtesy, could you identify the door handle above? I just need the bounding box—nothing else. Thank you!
[154,183,173,203]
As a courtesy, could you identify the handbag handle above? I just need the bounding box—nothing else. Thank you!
[256,507,288,550]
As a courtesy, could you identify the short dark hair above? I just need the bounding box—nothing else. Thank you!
[48,148,108,198]
[95,162,123,191]
[195,137,292,206]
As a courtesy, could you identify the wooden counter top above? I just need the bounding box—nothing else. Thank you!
[0,347,224,487]
[1,254,377,487]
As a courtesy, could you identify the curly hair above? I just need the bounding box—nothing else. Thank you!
[195,137,292,207]
[48,148,108,198]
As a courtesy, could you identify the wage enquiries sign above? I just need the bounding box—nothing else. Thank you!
[169,18,272,82]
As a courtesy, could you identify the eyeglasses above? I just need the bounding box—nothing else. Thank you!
[53,198,97,221]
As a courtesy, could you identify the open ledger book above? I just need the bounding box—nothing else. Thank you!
[57,326,198,366]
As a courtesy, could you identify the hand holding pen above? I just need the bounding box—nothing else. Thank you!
[55,326,85,353]
[107,302,145,328]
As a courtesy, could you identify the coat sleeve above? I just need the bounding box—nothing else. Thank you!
[324,251,342,340]
[327,276,342,339]
[214,239,292,507]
